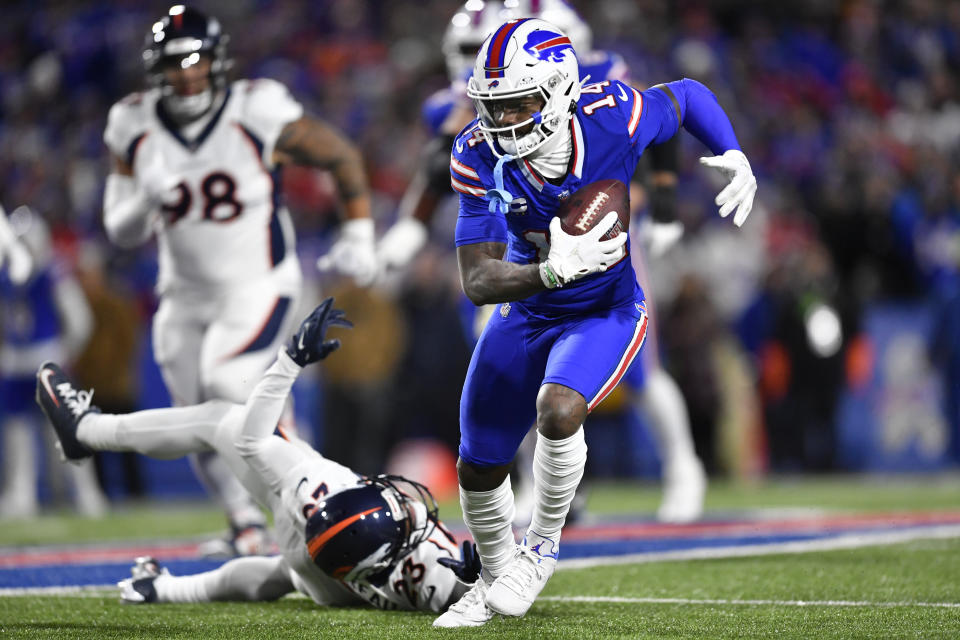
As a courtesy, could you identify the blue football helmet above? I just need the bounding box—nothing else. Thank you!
[142,5,232,121]
[305,475,439,585]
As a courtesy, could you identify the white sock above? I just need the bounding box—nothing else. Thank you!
[154,571,214,603]
[0,418,38,514]
[638,368,698,469]
[528,426,587,543]
[76,413,119,452]
[460,476,516,581]
[155,556,290,602]
[76,403,228,457]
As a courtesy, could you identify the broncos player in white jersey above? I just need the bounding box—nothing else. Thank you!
[102,5,377,554]
[36,299,475,612]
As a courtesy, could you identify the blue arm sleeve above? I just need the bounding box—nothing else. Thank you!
[454,193,509,247]
[656,78,741,155]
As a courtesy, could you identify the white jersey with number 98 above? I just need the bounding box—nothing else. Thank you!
[104,78,302,292]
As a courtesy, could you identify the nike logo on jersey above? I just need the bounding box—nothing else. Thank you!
[618,85,629,102]
[298,328,307,351]
[40,369,59,407]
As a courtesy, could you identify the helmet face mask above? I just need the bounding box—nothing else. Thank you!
[305,475,438,585]
[467,18,581,158]
[143,5,232,123]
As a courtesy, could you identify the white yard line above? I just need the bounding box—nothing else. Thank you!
[540,595,960,608]
[557,523,960,569]
[3,524,959,600]
[0,585,114,597]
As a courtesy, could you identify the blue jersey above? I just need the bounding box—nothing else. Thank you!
[0,267,61,346]
[451,80,680,317]
[422,86,460,137]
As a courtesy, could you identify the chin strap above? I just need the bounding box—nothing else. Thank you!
[485,153,515,214]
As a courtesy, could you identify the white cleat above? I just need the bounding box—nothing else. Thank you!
[485,537,557,617]
[433,579,494,628]
[657,457,707,524]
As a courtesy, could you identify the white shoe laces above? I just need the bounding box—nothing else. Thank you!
[497,548,547,595]
[56,382,95,418]
[449,581,487,614]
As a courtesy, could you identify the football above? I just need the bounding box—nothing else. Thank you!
[557,179,630,240]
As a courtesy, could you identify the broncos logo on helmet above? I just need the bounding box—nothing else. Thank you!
[304,475,438,585]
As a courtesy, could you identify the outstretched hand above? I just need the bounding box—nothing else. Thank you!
[285,297,353,366]
[437,540,483,584]
[316,219,378,287]
[699,149,757,227]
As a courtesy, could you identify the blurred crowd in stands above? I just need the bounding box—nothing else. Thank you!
[2,0,960,510]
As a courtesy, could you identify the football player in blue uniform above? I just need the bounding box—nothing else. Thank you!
[381,1,707,524]
[0,206,107,518]
[433,18,756,627]
[500,0,707,526]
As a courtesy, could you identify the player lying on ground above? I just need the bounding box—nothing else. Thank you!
[104,5,380,555]
[36,299,478,612]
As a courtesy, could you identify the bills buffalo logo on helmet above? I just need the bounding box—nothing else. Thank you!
[523,30,574,63]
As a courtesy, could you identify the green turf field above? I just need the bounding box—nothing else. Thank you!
[2,474,958,639]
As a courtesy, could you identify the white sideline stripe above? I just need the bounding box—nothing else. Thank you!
[0,586,316,598]
[0,585,113,597]
[3,525,959,598]
[557,523,960,570]
[541,595,960,609]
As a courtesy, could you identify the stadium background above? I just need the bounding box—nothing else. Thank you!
[1,0,959,507]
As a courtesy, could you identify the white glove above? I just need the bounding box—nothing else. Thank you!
[637,218,684,257]
[1,240,34,285]
[317,218,378,287]
[699,149,757,227]
[377,217,428,271]
[541,211,628,288]
[134,146,182,204]
[0,204,34,285]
